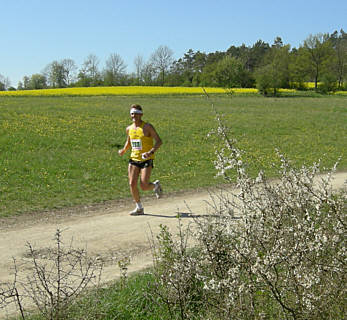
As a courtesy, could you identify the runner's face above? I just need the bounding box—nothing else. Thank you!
[130,112,142,122]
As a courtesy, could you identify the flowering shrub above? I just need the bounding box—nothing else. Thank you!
[148,223,204,319]
[149,108,346,319]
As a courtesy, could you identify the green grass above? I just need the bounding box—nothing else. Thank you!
[66,272,170,320]
[22,271,177,320]
[1,95,346,217]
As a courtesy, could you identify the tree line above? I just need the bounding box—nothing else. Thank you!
[1,30,346,95]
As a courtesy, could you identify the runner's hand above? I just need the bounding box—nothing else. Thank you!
[142,152,150,159]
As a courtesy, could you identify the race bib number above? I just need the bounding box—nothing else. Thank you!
[131,139,142,150]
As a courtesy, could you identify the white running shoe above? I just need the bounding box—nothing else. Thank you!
[129,207,144,216]
[153,180,163,199]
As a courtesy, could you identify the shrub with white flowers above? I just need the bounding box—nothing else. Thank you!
[149,108,346,320]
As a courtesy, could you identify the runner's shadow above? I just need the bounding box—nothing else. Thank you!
[144,212,200,218]
[144,212,241,219]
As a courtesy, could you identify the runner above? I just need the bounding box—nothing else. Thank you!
[118,104,163,215]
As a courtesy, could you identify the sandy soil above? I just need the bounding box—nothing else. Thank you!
[0,172,346,318]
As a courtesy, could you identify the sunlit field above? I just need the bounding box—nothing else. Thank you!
[0,84,346,97]
[0,94,346,217]
[0,86,246,96]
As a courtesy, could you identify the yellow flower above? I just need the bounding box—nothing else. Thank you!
[0,86,260,97]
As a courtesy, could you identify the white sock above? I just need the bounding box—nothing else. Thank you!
[136,202,143,210]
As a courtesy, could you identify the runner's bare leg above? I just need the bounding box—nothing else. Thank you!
[128,164,141,203]
[140,166,155,191]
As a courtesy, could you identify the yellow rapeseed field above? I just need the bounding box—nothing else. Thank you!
[0,85,344,96]
[0,86,257,97]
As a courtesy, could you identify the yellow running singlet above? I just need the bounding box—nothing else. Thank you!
[129,122,154,161]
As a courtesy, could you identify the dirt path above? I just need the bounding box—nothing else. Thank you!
[0,172,346,318]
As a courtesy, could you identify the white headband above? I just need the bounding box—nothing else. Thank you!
[130,108,143,115]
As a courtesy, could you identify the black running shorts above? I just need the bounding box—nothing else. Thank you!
[129,159,154,169]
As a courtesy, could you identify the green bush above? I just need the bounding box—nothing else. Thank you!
[318,73,338,93]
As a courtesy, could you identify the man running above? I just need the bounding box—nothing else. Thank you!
[118,104,163,215]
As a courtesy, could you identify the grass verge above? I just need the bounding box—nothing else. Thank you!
[19,271,173,320]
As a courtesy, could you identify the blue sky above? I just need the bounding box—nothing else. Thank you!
[1,0,346,87]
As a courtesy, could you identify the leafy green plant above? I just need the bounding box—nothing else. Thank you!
[318,73,338,93]
[147,223,204,319]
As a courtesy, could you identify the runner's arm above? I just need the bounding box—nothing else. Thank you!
[118,128,131,156]
[144,124,162,157]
